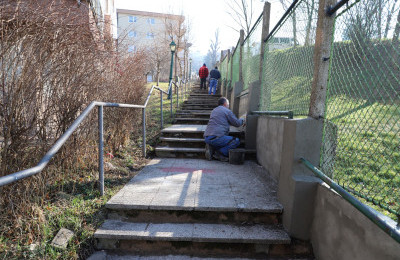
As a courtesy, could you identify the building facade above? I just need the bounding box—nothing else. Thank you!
[116,9,184,53]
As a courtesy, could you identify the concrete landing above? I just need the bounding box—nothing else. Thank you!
[106,159,281,212]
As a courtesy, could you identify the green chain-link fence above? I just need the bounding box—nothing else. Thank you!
[260,0,318,116]
[217,0,399,220]
[243,13,263,90]
[231,41,240,89]
[321,0,400,220]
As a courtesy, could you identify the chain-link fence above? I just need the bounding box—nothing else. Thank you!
[231,40,240,89]
[260,0,318,116]
[243,13,263,90]
[321,0,400,219]
[217,0,399,220]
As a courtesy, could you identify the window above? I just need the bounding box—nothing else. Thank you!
[128,16,137,23]
[128,45,136,53]
[147,18,155,24]
[146,32,155,39]
[128,31,137,38]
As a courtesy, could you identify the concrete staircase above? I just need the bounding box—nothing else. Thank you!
[90,83,314,259]
[155,87,246,159]
[91,159,314,259]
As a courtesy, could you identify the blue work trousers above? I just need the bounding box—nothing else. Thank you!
[204,135,240,157]
[209,78,218,95]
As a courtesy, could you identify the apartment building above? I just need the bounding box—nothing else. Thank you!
[117,9,186,81]
[116,9,184,53]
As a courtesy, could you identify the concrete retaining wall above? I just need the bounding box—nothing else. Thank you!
[255,115,400,258]
[311,183,400,260]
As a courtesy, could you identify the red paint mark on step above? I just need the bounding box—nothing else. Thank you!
[161,167,215,174]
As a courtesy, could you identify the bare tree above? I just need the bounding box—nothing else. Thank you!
[279,0,298,47]
[164,12,187,80]
[225,0,255,36]
[210,29,221,67]
[384,0,400,38]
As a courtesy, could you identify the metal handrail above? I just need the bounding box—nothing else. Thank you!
[251,110,294,119]
[299,158,400,243]
[0,80,191,195]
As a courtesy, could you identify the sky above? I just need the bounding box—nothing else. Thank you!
[115,0,285,56]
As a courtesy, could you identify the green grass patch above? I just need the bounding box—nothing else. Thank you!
[323,95,400,219]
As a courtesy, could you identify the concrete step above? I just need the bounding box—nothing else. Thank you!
[94,220,293,258]
[155,146,205,158]
[176,111,212,115]
[174,118,209,125]
[189,94,221,98]
[160,125,244,139]
[175,113,211,119]
[157,137,246,149]
[88,252,278,260]
[87,251,300,260]
[181,106,218,110]
[95,220,290,244]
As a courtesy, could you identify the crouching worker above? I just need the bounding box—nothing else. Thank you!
[204,97,245,162]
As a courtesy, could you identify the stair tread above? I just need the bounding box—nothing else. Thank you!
[159,137,205,142]
[88,252,264,260]
[94,220,291,244]
[161,125,243,134]
[155,147,205,152]
[176,112,212,115]
[175,118,209,121]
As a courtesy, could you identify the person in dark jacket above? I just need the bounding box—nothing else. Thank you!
[198,64,209,90]
[204,97,245,161]
[208,66,221,95]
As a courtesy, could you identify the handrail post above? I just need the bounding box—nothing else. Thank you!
[142,108,146,157]
[170,88,173,121]
[160,91,164,129]
[176,85,179,109]
[98,105,104,196]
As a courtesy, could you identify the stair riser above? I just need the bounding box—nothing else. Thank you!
[156,150,205,159]
[161,132,244,139]
[96,239,313,258]
[107,209,281,225]
[157,142,205,148]
[155,150,253,160]
[175,114,210,119]
[157,141,246,148]
[174,120,209,125]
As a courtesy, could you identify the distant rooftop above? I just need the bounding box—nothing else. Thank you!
[116,9,184,21]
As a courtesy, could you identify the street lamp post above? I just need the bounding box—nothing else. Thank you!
[168,41,176,100]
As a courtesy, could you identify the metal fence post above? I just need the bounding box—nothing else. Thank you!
[142,108,146,157]
[98,105,104,196]
[160,91,164,129]
[308,0,336,119]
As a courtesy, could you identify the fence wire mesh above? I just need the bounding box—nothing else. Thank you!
[260,0,318,116]
[321,0,400,220]
[220,55,227,82]
[243,13,263,90]
[231,41,240,89]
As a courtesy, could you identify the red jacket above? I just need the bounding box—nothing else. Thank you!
[199,65,209,79]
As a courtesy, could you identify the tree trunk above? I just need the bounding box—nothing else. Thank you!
[156,60,160,86]
[393,8,400,45]
[385,0,399,38]
[304,0,315,46]
[292,10,297,47]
